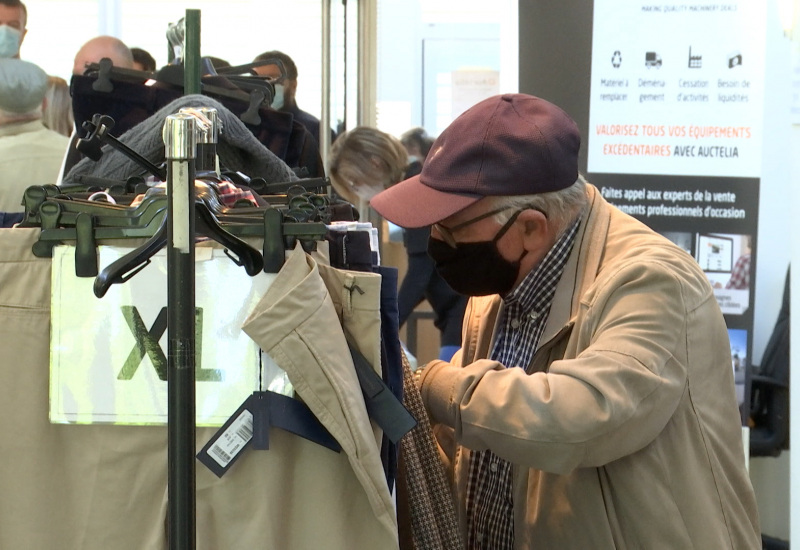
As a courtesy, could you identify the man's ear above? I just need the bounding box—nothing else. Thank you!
[518,209,553,252]
[519,209,549,237]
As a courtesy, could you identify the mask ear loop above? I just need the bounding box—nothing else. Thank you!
[491,205,548,244]
[491,208,527,243]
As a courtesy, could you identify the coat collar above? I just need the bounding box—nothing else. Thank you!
[538,183,611,346]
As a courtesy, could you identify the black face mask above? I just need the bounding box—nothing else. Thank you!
[427,211,528,296]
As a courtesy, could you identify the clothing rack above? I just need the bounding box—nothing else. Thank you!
[26,10,383,547]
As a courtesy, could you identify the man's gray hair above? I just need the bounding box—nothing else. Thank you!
[489,174,589,237]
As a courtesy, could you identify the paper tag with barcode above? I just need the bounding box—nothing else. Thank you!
[208,409,253,467]
[197,395,258,478]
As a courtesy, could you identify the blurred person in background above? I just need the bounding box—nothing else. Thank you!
[131,46,156,72]
[61,35,135,177]
[0,0,25,59]
[329,126,466,361]
[253,49,336,148]
[72,35,133,75]
[0,59,69,216]
[400,126,434,176]
[42,75,74,137]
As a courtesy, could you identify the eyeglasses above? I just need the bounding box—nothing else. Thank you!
[432,204,545,248]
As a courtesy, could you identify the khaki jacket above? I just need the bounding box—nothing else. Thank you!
[418,185,761,549]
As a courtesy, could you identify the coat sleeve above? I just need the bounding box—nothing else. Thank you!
[418,259,702,475]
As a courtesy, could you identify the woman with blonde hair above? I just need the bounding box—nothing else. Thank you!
[42,75,74,137]
[328,125,466,362]
[328,125,408,204]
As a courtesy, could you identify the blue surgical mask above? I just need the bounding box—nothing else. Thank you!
[271,83,284,110]
[0,25,21,58]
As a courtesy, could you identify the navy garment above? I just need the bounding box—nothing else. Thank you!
[325,230,373,272]
[68,74,323,177]
[281,104,338,149]
[0,212,24,228]
[374,265,403,491]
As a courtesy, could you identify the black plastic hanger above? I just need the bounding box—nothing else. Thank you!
[93,200,264,298]
[77,114,167,180]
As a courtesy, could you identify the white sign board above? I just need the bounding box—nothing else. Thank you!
[452,69,501,120]
[50,245,286,426]
[588,1,766,177]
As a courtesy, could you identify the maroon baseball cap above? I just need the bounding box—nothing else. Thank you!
[371,93,581,228]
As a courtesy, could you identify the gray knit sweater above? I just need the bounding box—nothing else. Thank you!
[64,94,298,185]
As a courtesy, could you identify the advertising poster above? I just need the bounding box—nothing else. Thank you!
[587,1,766,422]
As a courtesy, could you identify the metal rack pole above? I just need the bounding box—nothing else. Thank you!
[184,10,202,96]
[165,11,202,550]
[320,0,332,171]
[164,112,198,550]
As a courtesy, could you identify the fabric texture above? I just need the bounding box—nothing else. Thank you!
[375,265,404,490]
[0,228,168,549]
[64,94,298,186]
[281,102,337,149]
[0,232,398,549]
[0,211,24,227]
[398,352,464,550]
[416,184,761,549]
[726,252,751,289]
[0,120,69,212]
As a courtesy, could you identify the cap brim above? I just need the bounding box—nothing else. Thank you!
[370,174,481,228]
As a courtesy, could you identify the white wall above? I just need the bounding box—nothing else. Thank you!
[22,0,328,118]
[792,134,799,546]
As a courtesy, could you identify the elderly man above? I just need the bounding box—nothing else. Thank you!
[0,0,25,58]
[371,93,760,549]
[0,58,68,213]
[57,35,135,178]
[72,35,134,75]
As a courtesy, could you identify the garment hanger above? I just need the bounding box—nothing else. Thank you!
[82,60,274,129]
[92,199,264,298]
[77,114,167,181]
[22,184,169,232]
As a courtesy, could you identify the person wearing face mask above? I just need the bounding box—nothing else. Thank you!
[370,93,760,549]
[252,50,337,149]
[400,126,434,174]
[328,126,467,362]
[0,0,26,59]
[0,58,69,218]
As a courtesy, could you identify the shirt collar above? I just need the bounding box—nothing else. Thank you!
[0,119,46,138]
[503,218,581,316]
